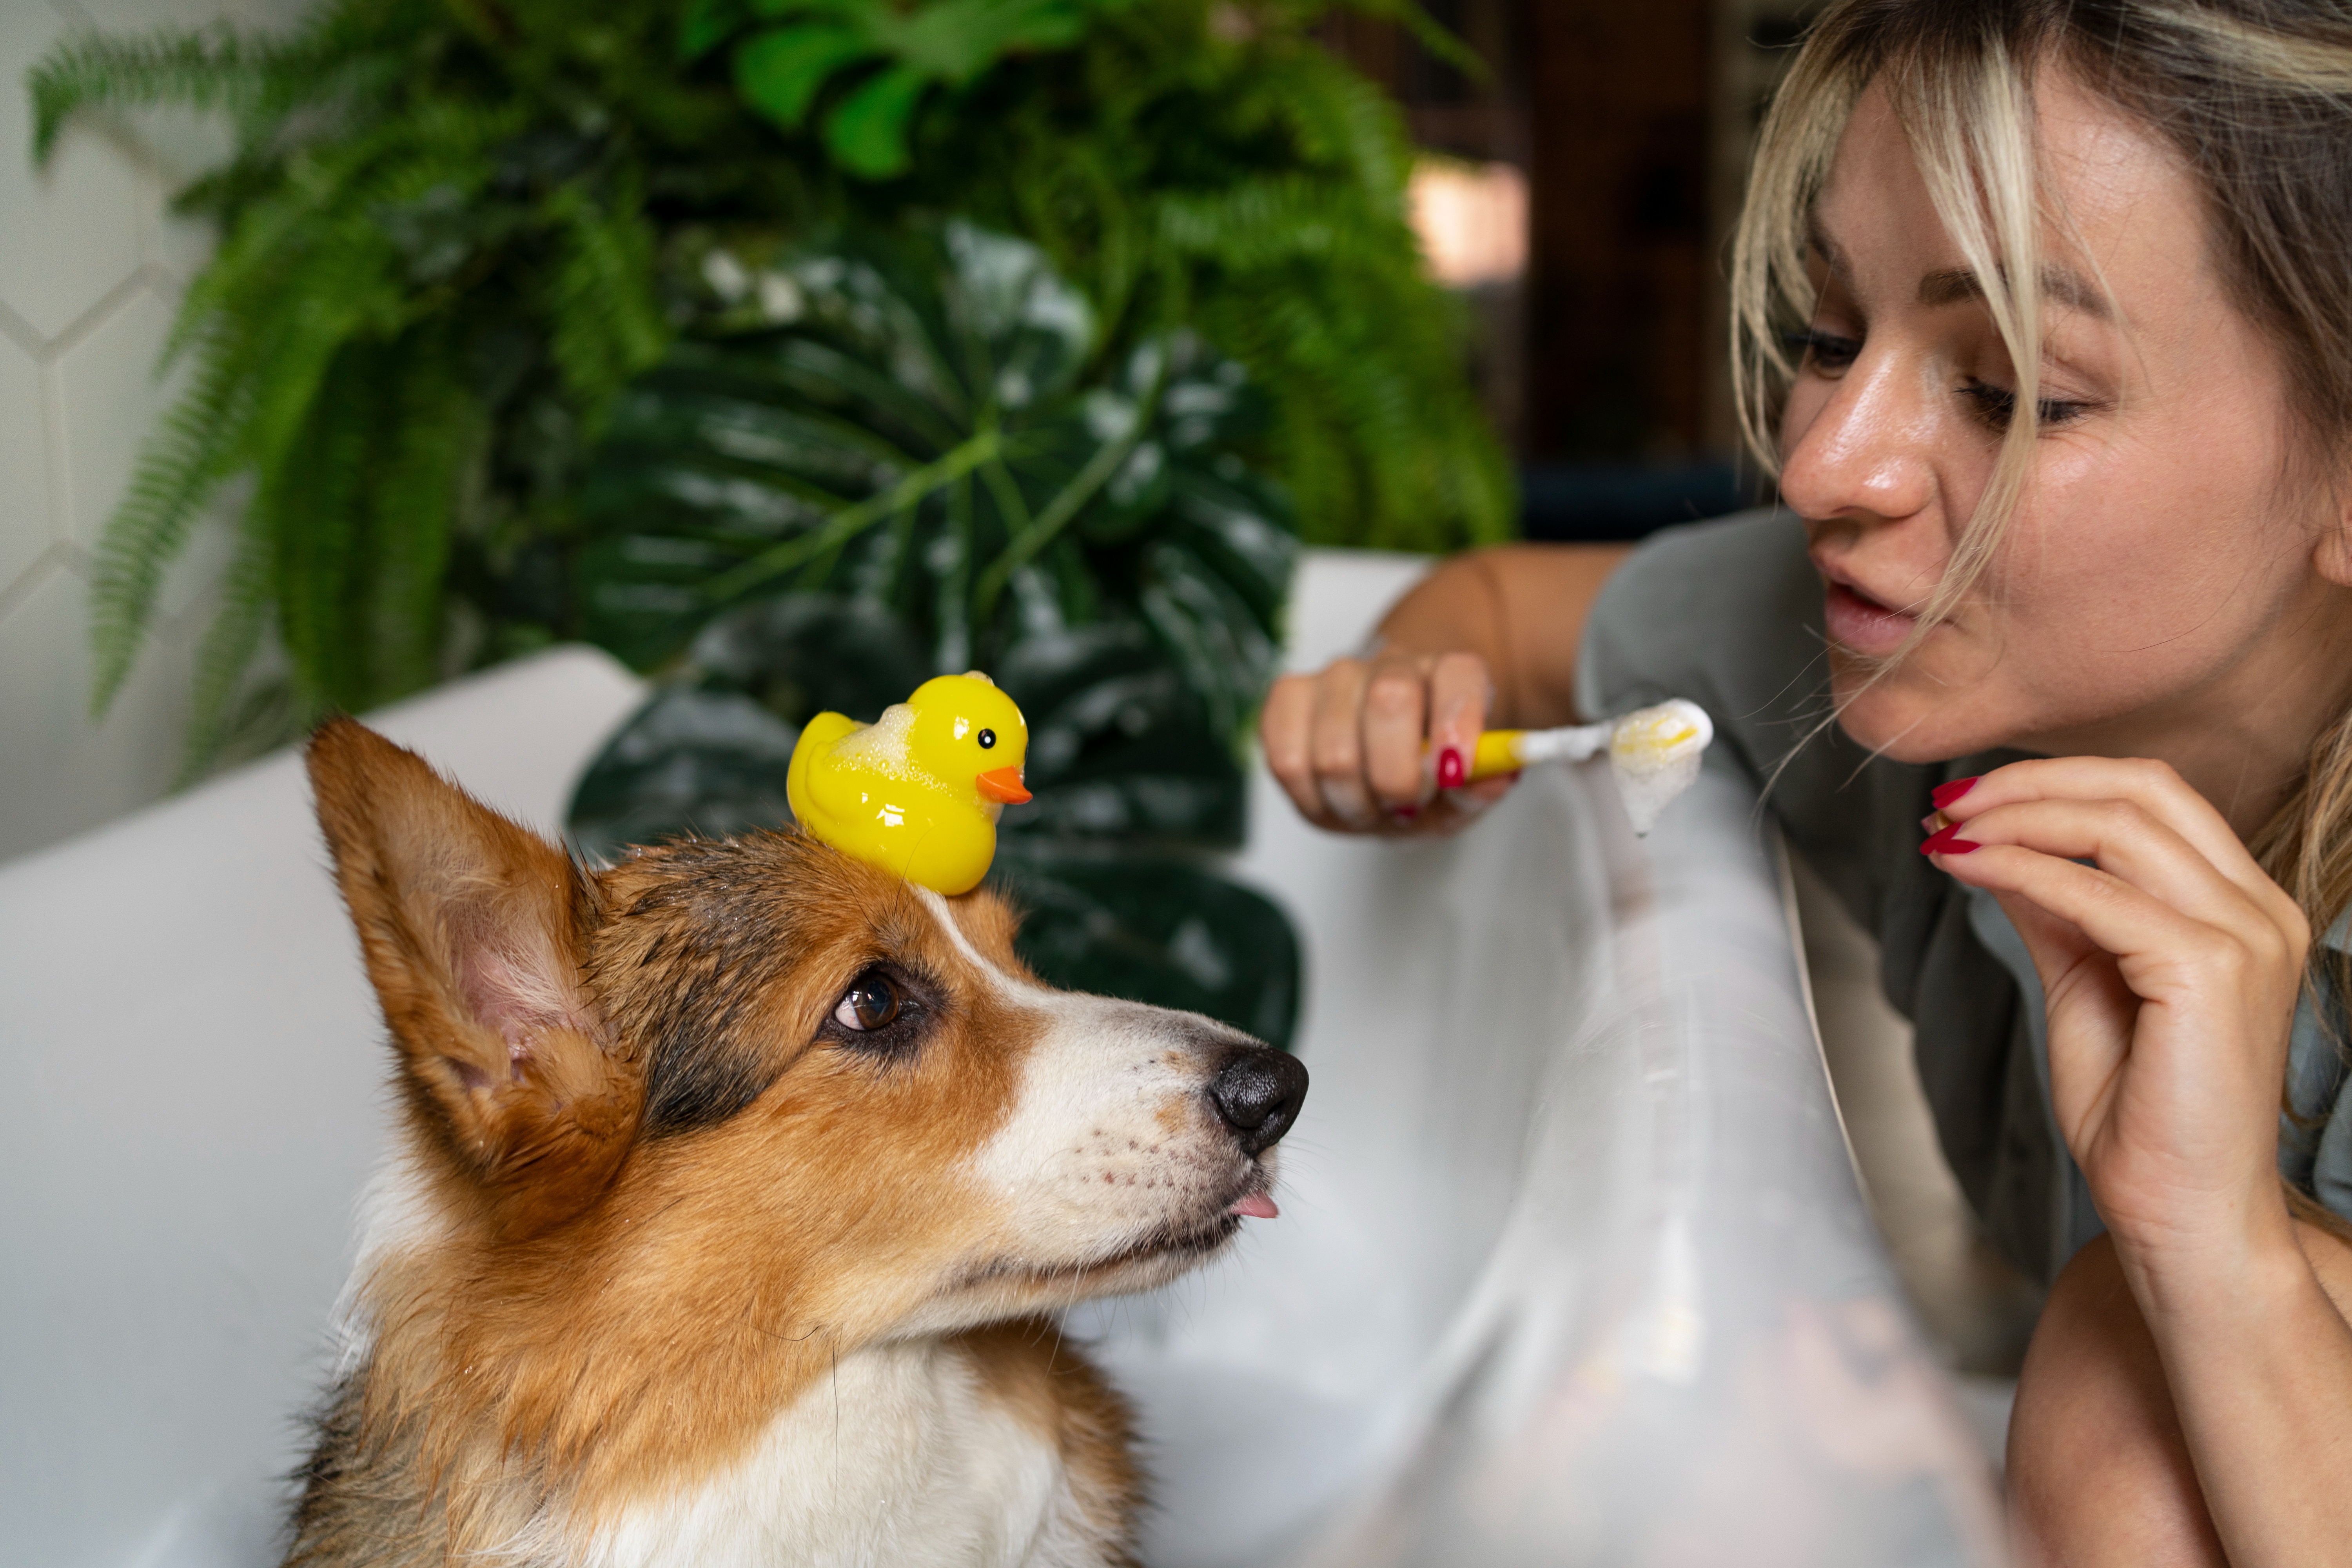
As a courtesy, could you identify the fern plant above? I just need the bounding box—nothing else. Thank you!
[31,0,1510,776]
[30,2,691,766]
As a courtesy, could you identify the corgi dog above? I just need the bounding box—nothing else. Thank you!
[287,719,1306,1567]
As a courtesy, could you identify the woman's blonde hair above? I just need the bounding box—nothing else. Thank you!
[1731,0,2352,1002]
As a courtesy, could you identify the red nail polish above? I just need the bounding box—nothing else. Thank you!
[1437,747,1466,790]
[1392,804,1420,819]
[1919,824,1981,856]
[1931,776,1980,810]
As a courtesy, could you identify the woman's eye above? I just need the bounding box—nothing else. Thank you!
[1783,328,1861,372]
[833,972,901,1031]
[1958,380,2092,434]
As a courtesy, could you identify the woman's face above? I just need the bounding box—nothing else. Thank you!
[1784,72,2352,817]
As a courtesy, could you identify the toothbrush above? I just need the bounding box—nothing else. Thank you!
[1455,698,1715,836]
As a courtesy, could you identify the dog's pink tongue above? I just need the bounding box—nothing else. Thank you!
[1230,1192,1279,1220]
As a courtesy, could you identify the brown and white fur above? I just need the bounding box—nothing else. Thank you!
[287,719,1306,1566]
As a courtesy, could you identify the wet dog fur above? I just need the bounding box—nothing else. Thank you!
[285,719,1299,1566]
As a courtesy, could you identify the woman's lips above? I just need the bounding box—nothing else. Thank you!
[1821,579,1917,657]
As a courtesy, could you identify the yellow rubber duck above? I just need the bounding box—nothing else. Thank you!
[785,671,1033,895]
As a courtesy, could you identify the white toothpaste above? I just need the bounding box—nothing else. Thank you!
[1474,699,1715,835]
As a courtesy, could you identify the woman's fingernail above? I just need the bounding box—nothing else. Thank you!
[1392,804,1420,820]
[1931,776,1980,810]
[1437,747,1466,790]
[1919,824,1980,856]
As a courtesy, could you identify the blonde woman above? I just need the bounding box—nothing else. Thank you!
[1261,2,2352,1560]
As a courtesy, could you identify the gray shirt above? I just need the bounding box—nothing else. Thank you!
[1575,508,2352,1283]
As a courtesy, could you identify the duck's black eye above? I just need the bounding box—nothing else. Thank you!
[977,728,996,750]
[832,971,900,1032]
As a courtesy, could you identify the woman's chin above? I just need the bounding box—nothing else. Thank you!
[1828,676,1997,765]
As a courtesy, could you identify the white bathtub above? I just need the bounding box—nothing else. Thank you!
[1091,552,2003,1566]
[0,552,2000,1566]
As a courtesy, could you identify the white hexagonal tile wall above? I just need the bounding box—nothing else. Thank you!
[0,5,149,344]
[58,283,181,548]
[0,563,187,864]
[143,163,230,286]
[0,332,51,594]
[153,503,239,630]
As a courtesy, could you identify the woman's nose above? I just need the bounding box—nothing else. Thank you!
[1777,354,1936,526]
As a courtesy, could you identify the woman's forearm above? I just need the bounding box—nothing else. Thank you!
[1376,543,1631,730]
[2129,1220,2352,1566]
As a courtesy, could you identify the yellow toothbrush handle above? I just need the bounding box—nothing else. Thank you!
[1468,730,1526,782]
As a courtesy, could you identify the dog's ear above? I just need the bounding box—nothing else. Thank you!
[307,719,638,1238]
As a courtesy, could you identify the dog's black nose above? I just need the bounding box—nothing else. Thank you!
[1209,1047,1308,1156]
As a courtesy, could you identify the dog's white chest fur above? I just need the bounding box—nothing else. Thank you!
[574,1341,1102,1568]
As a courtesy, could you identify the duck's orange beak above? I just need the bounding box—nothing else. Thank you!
[976,766,1031,804]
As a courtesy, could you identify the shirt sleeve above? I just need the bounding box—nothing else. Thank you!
[2282,948,2352,1225]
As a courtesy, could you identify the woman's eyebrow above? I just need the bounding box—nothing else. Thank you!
[1805,216,1855,290]
[1917,265,2113,321]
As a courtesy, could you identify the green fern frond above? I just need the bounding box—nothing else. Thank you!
[175,509,276,783]
[364,335,478,697]
[87,326,254,715]
[29,25,267,163]
[540,174,669,420]
[85,165,404,713]
[264,348,376,713]
[28,0,413,164]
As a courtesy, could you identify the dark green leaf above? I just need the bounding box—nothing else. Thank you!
[577,223,1291,711]
[688,591,934,722]
[823,63,929,179]
[568,685,802,860]
[679,0,752,60]
[889,0,1089,80]
[732,24,874,130]
[995,621,1244,849]
[992,846,1300,1050]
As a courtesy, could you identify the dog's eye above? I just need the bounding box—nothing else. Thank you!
[833,972,901,1032]
[977,728,996,750]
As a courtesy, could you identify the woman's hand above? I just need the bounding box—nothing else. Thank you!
[1924,758,2310,1276]
[1258,543,1630,838]
[1260,648,1519,835]
[1936,762,2352,1568]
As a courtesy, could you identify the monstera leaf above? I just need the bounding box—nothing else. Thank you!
[567,595,928,853]
[568,224,1299,1046]
[990,844,1300,1047]
[576,220,1292,754]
